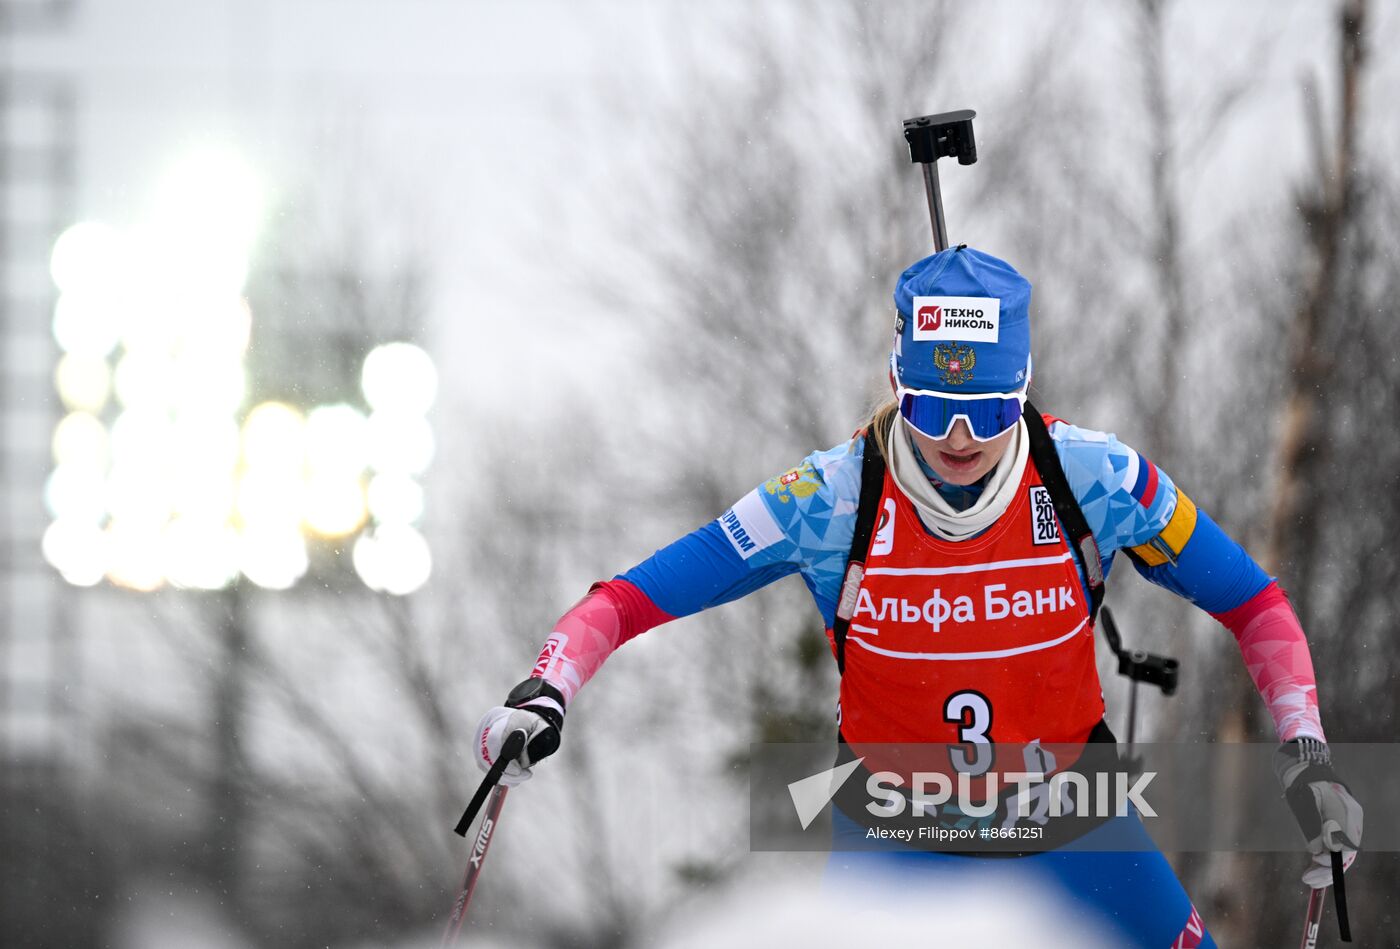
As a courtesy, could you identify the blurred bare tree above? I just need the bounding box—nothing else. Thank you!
[1207,1,1400,944]
[582,0,973,766]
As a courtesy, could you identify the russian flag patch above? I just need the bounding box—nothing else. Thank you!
[1126,450,1160,508]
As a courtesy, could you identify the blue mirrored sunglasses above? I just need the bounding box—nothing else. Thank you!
[897,386,1027,442]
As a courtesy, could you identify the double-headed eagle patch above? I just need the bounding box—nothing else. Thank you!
[764,461,821,503]
[932,343,976,386]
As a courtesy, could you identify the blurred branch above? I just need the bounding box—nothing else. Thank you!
[1263,0,1367,585]
[1135,0,1188,458]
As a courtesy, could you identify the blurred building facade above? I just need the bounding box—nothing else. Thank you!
[0,0,76,778]
[1,3,88,946]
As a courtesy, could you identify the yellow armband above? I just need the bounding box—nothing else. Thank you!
[1129,488,1197,567]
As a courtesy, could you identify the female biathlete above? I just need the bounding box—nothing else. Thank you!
[473,246,1362,946]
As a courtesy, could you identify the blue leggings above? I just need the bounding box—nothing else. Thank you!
[826,809,1215,948]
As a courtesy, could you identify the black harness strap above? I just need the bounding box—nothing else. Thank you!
[834,404,1106,678]
[1022,400,1105,627]
[833,431,888,674]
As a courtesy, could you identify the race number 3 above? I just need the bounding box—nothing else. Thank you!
[945,691,994,775]
[944,690,992,743]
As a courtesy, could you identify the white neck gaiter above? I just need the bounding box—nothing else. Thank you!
[886,417,1029,542]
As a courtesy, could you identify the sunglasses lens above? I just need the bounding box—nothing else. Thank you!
[898,391,1023,441]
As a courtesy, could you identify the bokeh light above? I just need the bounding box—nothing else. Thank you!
[110,410,174,472]
[118,294,181,354]
[107,462,173,527]
[52,290,124,358]
[239,528,308,591]
[162,518,240,590]
[361,342,438,415]
[146,149,264,296]
[179,295,253,358]
[352,524,431,595]
[43,465,107,524]
[305,404,368,475]
[303,474,367,538]
[367,473,424,525]
[49,221,125,294]
[41,519,109,587]
[113,350,176,409]
[172,413,241,473]
[45,162,434,593]
[55,353,112,413]
[237,472,304,533]
[52,412,108,470]
[172,355,246,415]
[241,402,304,473]
[105,521,166,592]
[366,411,435,476]
[171,471,237,525]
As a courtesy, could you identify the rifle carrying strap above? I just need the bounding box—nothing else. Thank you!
[1021,400,1105,626]
[833,430,888,674]
[833,404,1105,676]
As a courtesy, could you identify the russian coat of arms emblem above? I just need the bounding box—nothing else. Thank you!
[932,343,976,386]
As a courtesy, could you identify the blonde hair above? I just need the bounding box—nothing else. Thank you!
[864,399,900,461]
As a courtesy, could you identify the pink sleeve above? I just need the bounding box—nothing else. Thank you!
[527,579,676,706]
[1211,582,1326,742]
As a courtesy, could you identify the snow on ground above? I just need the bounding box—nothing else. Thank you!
[638,862,1118,949]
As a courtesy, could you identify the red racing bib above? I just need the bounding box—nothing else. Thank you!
[828,454,1104,746]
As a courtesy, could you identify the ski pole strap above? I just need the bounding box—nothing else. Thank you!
[1327,851,1349,946]
[453,729,527,837]
[1280,739,1352,942]
[1332,850,1352,942]
[1021,402,1104,626]
[833,431,888,675]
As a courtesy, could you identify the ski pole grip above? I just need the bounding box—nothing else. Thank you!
[453,729,528,837]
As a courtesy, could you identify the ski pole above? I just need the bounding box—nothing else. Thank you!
[902,109,978,252]
[1296,836,1353,947]
[442,783,511,948]
[1300,882,1327,949]
[442,728,527,948]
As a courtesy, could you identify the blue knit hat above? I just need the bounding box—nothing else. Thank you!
[892,245,1032,395]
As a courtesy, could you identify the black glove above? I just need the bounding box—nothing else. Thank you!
[1273,738,1362,887]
